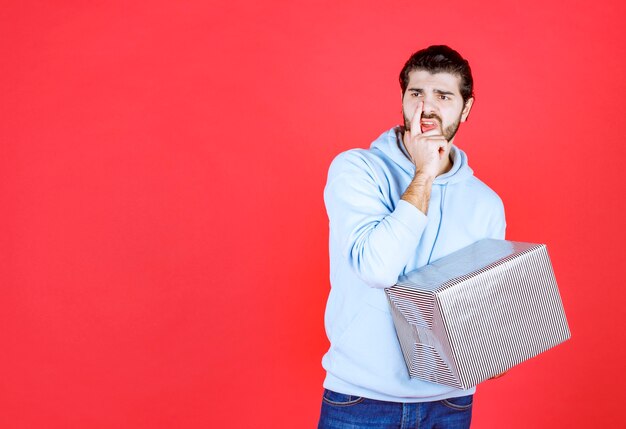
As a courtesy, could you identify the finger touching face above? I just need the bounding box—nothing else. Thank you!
[410,101,423,135]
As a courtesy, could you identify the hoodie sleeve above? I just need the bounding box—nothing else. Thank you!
[324,151,428,288]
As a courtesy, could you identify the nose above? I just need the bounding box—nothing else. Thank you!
[421,93,437,115]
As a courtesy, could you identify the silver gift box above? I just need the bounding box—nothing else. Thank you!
[385,239,570,389]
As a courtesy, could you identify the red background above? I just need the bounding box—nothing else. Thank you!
[2,1,625,427]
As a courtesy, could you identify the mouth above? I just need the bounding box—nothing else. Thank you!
[420,119,439,133]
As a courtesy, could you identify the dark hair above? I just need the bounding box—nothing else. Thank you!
[399,45,474,103]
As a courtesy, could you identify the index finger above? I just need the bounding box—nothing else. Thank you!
[410,101,423,136]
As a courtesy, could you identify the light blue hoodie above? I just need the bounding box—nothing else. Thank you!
[322,126,506,402]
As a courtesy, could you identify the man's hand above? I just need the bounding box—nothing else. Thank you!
[402,101,448,181]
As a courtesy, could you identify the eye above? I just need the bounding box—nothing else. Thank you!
[438,94,450,100]
[410,91,422,98]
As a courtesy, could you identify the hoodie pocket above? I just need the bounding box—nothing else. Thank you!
[331,300,405,381]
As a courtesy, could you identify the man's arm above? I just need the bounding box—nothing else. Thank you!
[401,101,449,214]
[324,153,428,289]
[401,173,434,215]
[324,103,453,288]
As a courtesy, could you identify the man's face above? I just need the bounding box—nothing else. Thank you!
[402,70,473,143]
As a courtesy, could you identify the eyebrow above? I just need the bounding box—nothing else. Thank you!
[408,88,456,96]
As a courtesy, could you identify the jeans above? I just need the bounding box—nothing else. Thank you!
[318,389,473,429]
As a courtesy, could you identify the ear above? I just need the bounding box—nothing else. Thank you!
[461,97,474,122]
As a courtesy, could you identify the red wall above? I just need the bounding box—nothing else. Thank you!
[2,1,625,427]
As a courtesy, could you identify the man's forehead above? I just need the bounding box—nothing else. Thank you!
[406,70,462,92]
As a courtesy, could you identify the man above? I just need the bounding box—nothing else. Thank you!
[318,45,506,428]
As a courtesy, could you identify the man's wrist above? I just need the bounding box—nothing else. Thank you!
[412,170,436,185]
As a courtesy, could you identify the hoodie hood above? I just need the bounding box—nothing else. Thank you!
[370,126,474,185]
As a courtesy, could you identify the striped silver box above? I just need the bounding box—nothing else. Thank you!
[385,239,570,389]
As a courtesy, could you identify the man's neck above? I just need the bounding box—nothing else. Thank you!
[438,154,453,176]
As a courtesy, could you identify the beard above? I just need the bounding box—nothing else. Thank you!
[403,111,462,142]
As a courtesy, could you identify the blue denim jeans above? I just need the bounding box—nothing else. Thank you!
[318,389,473,429]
